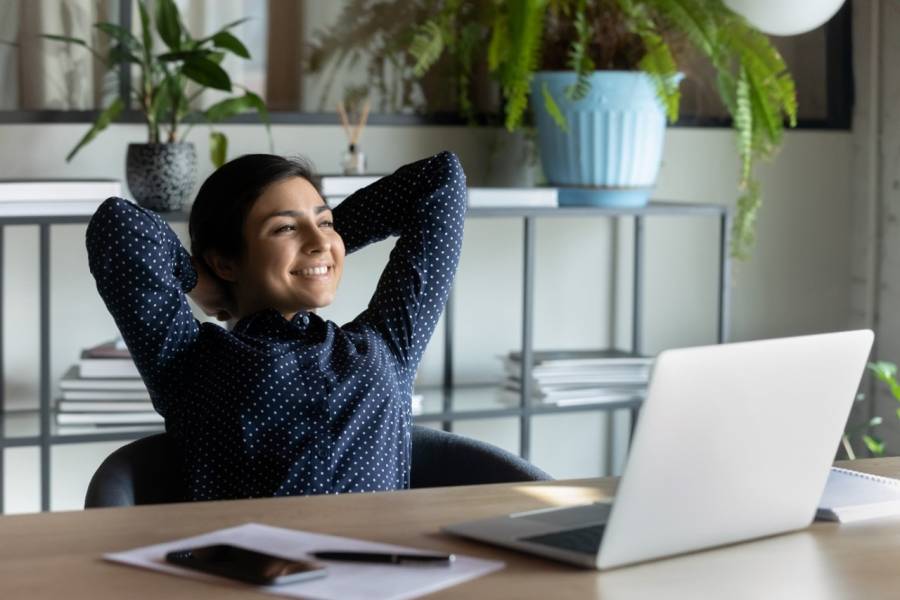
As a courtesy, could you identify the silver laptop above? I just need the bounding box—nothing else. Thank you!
[444,330,874,570]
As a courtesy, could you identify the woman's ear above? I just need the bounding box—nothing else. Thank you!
[205,251,239,283]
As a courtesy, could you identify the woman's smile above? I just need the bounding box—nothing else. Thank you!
[293,264,334,279]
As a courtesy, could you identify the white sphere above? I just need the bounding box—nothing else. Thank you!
[724,0,845,36]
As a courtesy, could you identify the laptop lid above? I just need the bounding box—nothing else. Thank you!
[597,330,873,569]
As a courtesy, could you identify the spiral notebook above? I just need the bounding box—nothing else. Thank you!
[816,467,900,522]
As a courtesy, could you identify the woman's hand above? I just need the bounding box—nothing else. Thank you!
[189,256,233,321]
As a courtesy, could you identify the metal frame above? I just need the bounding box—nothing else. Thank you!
[0,200,730,512]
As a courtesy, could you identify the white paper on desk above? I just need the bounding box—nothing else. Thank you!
[104,522,504,600]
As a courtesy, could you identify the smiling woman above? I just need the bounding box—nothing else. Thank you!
[86,150,467,501]
[187,154,346,321]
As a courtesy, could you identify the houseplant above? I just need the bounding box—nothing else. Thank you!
[44,0,271,211]
[405,0,797,258]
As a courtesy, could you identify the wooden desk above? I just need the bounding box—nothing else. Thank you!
[2,458,900,599]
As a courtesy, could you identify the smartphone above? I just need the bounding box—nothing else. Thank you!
[165,544,327,586]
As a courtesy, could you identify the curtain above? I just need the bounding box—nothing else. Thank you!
[8,0,115,110]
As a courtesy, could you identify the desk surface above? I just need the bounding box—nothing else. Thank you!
[2,458,899,599]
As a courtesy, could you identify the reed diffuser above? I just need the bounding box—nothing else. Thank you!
[337,99,370,175]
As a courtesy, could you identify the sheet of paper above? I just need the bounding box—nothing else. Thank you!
[105,522,504,600]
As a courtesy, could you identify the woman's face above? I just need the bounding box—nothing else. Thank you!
[230,176,345,320]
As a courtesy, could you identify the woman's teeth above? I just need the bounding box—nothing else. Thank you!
[300,266,329,276]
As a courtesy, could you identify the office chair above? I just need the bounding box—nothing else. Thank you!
[84,425,552,508]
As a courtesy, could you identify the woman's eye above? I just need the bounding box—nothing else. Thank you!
[274,224,296,234]
[319,220,334,228]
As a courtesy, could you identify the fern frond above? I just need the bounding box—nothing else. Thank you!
[732,180,761,259]
[487,12,509,73]
[649,0,717,57]
[564,0,594,101]
[746,67,781,157]
[503,0,547,131]
[409,21,445,77]
[542,81,569,131]
[734,66,753,186]
[637,32,680,122]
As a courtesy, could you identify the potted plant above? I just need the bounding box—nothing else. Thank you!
[404,0,796,258]
[43,0,271,211]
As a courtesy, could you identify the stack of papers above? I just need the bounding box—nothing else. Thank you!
[106,522,504,600]
[817,467,900,523]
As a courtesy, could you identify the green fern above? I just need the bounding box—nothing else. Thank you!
[410,21,445,77]
[501,0,547,131]
[402,0,798,258]
[564,0,594,101]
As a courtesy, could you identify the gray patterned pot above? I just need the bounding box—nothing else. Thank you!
[126,142,197,212]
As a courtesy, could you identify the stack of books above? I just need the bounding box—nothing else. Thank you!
[55,339,162,430]
[0,179,121,216]
[501,349,653,407]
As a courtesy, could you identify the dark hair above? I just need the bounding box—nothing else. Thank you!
[189,153,320,262]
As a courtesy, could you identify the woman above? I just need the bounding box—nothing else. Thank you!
[87,151,466,501]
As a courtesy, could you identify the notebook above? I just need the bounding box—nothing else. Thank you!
[816,467,900,522]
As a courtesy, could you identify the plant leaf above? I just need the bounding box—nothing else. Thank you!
[204,95,252,122]
[156,0,182,50]
[137,1,153,53]
[94,22,140,49]
[409,21,444,77]
[66,97,124,162]
[158,49,215,62]
[541,82,569,132]
[39,33,89,47]
[182,56,232,91]
[210,131,227,168]
[863,434,886,456]
[239,89,273,151]
[212,31,250,59]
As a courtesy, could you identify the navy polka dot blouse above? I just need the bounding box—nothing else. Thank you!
[86,151,467,501]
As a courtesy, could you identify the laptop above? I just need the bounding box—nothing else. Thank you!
[444,330,874,570]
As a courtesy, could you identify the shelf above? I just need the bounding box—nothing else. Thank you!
[2,410,163,447]
[0,384,642,447]
[0,200,726,226]
[413,384,644,423]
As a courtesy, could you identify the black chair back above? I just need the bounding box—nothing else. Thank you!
[84,425,551,508]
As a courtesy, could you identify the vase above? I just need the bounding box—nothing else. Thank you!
[126,142,197,212]
[531,71,677,207]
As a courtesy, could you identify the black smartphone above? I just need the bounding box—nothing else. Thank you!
[165,544,327,586]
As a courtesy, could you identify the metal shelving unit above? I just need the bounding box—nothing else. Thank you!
[0,199,730,512]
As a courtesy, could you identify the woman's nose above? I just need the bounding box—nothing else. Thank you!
[302,224,331,254]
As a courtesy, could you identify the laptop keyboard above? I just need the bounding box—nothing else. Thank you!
[520,524,606,555]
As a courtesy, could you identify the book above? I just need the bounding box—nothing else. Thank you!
[83,338,130,359]
[817,467,900,522]
[61,389,151,401]
[0,200,109,216]
[318,175,383,197]
[79,351,140,378]
[467,187,558,208]
[55,411,163,425]
[505,348,654,367]
[58,366,145,391]
[0,179,121,202]
[57,400,154,412]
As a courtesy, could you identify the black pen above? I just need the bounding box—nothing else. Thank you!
[310,551,455,565]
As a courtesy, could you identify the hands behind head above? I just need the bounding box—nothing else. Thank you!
[189,256,234,322]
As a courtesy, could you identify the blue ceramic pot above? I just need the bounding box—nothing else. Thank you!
[531,71,674,207]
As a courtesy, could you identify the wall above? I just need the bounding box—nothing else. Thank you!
[0,119,852,512]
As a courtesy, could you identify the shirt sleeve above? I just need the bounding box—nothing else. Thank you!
[86,197,200,413]
[333,151,467,372]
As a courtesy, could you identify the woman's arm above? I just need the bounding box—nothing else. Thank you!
[333,151,467,371]
[86,198,201,414]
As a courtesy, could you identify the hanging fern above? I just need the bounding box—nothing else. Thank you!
[387,0,799,257]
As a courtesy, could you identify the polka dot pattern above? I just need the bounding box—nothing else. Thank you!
[86,151,467,501]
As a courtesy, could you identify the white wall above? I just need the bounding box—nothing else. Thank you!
[0,121,853,512]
